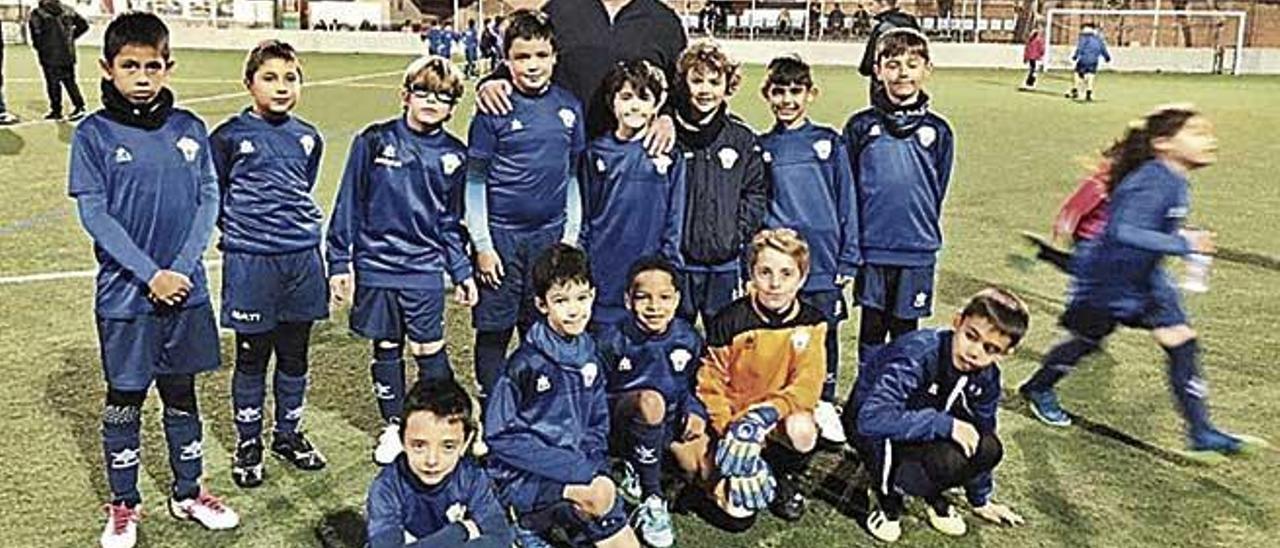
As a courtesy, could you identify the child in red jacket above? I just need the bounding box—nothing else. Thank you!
[1021,29,1045,90]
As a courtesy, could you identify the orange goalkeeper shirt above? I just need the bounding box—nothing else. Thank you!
[696,296,829,435]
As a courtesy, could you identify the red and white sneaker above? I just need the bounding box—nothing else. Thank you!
[168,489,240,530]
[100,502,140,548]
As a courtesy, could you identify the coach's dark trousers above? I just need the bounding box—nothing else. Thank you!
[41,63,84,116]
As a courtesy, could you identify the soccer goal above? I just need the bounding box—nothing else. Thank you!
[1045,8,1247,75]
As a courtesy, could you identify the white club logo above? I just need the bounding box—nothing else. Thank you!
[1167,206,1189,219]
[927,383,939,396]
[913,292,928,309]
[813,139,832,160]
[535,375,551,393]
[669,348,693,373]
[762,150,773,163]
[558,108,576,128]
[373,382,395,400]
[582,362,599,387]
[176,137,200,162]
[510,119,524,131]
[375,144,402,168]
[441,153,462,176]
[595,158,607,173]
[285,405,306,421]
[110,448,140,469]
[790,330,811,351]
[717,147,739,170]
[868,124,883,137]
[114,147,133,164]
[382,144,397,158]
[652,155,672,175]
[917,126,937,148]
[617,357,633,372]
[446,503,468,523]
[235,407,262,423]
[238,140,256,155]
[299,134,316,156]
[179,440,203,461]
[634,445,659,465]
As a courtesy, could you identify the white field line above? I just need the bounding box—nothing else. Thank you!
[0,259,223,286]
[0,69,402,131]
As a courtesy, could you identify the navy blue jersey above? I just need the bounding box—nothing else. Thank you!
[1072,30,1112,66]
[68,109,218,319]
[462,28,479,56]
[596,317,706,420]
[211,110,324,254]
[325,118,471,290]
[582,135,685,317]
[366,455,514,548]
[843,99,954,267]
[484,321,609,486]
[850,328,1000,504]
[761,120,861,291]
[1071,160,1192,313]
[467,84,586,232]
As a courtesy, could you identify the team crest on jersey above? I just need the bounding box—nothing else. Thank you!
[238,139,256,155]
[179,440,203,461]
[913,291,929,309]
[596,157,607,173]
[813,139,832,160]
[717,147,739,170]
[652,154,672,175]
[110,448,140,469]
[917,126,937,148]
[669,348,692,373]
[114,146,133,164]
[536,375,552,393]
[868,124,883,137]
[617,357,633,372]
[558,108,576,128]
[446,503,468,523]
[790,331,811,351]
[176,137,200,162]
[582,362,599,387]
[441,153,462,176]
[510,119,524,131]
[375,144,402,168]
[299,134,316,156]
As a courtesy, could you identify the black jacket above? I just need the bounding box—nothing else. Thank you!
[28,0,88,68]
[676,109,770,268]
[858,9,920,77]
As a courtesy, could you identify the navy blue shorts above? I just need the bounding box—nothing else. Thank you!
[350,286,446,343]
[1063,286,1187,340]
[678,268,739,325]
[855,264,935,319]
[220,248,328,334]
[1075,62,1099,76]
[96,303,221,391]
[801,288,849,323]
[473,226,561,332]
[606,393,692,453]
[497,469,629,545]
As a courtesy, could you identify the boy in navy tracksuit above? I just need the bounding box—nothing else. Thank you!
[759,55,860,445]
[582,59,685,329]
[672,39,770,327]
[466,10,585,399]
[846,289,1028,543]
[366,379,514,548]
[843,29,954,367]
[484,244,640,548]
[1020,105,1266,459]
[211,40,328,488]
[462,19,480,79]
[1066,22,1111,102]
[70,13,238,548]
[596,257,708,547]
[326,56,479,466]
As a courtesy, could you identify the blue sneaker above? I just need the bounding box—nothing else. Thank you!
[1021,387,1072,427]
[513,526,552,548]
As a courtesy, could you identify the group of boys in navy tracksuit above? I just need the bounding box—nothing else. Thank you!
[74,7,1260,548]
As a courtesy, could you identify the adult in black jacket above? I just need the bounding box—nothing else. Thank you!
[858,0,919,101]
[28,0,88,120]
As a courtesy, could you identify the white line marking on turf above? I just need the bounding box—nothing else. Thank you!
[0,69,402,131]
[0,259,222,286]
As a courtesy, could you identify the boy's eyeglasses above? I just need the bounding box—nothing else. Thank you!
[407,85,459,105]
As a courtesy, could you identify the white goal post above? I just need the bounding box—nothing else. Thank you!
[1045,8,1247,76]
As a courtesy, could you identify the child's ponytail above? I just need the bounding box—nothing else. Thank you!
[1104,104,1200,192]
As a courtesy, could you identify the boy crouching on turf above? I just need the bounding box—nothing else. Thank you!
[484,244,639,548]
[366,379,514,547]
[325,55,479,465]
[695,229,826,527]
[845,288,1028,543]
[596,256,708,547]
[71,12,239,548]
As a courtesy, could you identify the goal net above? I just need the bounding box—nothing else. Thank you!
[1045,8,1247,75]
